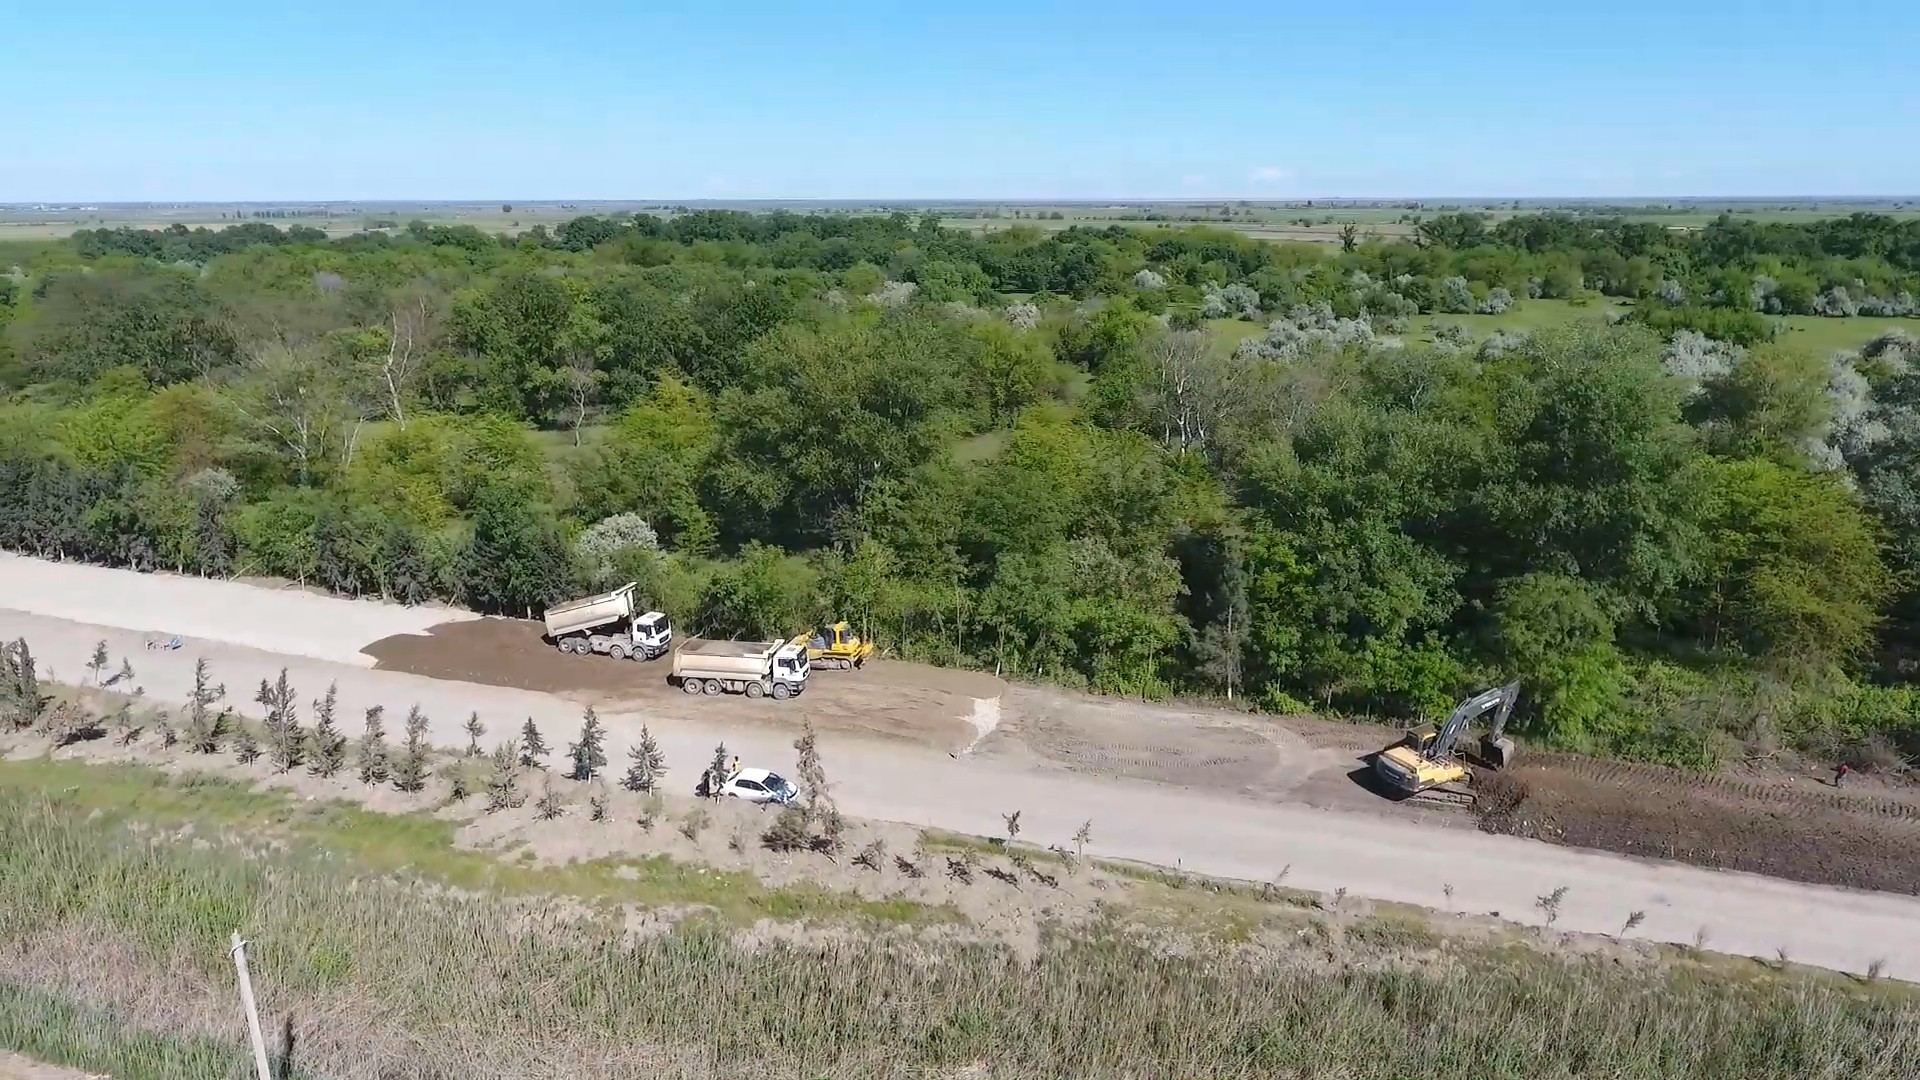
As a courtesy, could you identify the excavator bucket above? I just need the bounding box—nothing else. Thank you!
[1479,734,1517,771]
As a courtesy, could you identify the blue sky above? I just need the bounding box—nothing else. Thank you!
[5,1,1918,200]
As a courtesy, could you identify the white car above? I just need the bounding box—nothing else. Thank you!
[711,767,800,805]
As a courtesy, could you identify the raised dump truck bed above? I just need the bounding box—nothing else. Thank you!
[542,583,671,661]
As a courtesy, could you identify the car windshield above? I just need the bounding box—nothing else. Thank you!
[764,773,793,792]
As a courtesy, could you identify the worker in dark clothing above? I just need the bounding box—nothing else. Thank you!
[1833,762,1852,788]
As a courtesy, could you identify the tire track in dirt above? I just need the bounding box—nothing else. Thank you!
[1540,755,1920,822]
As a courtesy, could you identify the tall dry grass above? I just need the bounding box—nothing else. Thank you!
[2,787,1917,1079]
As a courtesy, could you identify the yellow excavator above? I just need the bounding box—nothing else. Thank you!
[1372,682,1520,806]
[792,622,876,670]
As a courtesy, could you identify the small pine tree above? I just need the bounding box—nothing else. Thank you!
[157,711,178,748]
[622,725,666,792]
[448,770,471,802]
[463,712,485,756]
[793,720,833,822]
[258,669,304,773]
[114,657,134,687]
[588,783,608,822]
[568,706,606,781]
[232,718,260,763]
[356,705,389,784]
[308,683,346,777]
[485,741,523,812]
[0,641,15,728]
[185,658,226,752]
[87,641,109,685]
[535,778,565,820]
[392,704,430,792]
[10,639,42,729]
[186,703,228,753]
[519,718,549,767]
[791,719,838,846]
[705,741,730,798]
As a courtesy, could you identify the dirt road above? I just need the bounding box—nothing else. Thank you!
[3,557,1919,980]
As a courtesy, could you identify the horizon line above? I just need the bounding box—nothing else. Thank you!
[5,194,1920,208]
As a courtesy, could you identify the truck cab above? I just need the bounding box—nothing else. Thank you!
[631,611,672,657]
[772,642,810,696]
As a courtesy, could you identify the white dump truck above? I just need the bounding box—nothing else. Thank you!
[542,582,672,661]
[669,638,809,700]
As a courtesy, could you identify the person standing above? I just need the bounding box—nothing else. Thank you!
[1833,761,1852,788]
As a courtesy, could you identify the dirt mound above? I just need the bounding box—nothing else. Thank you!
[365,620,1000,751]
[365,617,640,695]
[1480,758,1920,895]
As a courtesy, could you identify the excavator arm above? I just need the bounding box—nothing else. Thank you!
[1424,681,1522,764]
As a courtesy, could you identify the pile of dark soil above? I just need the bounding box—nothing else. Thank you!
[1479,755,1920,895]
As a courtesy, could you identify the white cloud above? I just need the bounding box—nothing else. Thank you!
[1249,165,1292,183]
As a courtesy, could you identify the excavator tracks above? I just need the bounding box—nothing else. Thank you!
[1409,781,1477,808]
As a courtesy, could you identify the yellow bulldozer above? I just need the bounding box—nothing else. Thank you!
[792,622,876,670]
[1372,682,1520,806]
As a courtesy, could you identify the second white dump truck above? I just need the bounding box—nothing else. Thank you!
[542,583,672,661]
[669,638,809,700]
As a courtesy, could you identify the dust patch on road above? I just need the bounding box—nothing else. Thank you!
[365,619,1002,752]
[981,685,1351,798]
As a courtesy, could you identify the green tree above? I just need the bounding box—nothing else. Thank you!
[392,704,431,792]
[309,682,346,777]
[696,543,819,639]
[356,705,389,785]
[1491,573,1627,749]
[519,718,549,767]
[622,724,666,792]
[568,706,607,781]
[183,657,227,752]
[1692,458,1890,670]
[459,486,572,616]
[380,521,433,604]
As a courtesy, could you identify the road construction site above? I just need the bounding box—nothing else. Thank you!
[2,552,1918,979]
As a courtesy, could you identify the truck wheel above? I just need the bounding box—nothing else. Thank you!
[772,682,791,701]
[745,681,765,699]
[702,679,722,696]
[609,644,628,660]
[680,678,702,695]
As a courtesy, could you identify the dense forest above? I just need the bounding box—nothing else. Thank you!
[1,209,1917,769]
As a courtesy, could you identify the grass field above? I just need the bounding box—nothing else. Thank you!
[3,755,1916,1080]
